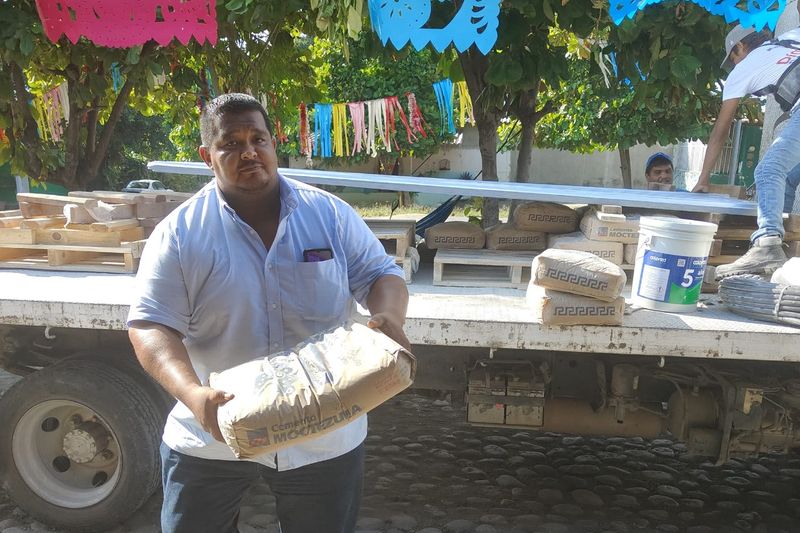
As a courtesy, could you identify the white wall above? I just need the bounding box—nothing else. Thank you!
[409,127,515,181]
[403,127,682,190]
[515,144,675,190]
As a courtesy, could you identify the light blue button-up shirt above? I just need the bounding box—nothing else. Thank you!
[127,175,403,469]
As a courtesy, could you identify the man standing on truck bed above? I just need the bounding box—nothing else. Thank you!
[127,93,410,533]
[693,24,800,279]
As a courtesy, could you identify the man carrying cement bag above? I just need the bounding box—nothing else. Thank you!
[128,94,410,533]
[210,321,415,460]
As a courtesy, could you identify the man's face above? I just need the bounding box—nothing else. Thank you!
[730,43,749,66]
[646,163,674,185]
[199,109,278,198]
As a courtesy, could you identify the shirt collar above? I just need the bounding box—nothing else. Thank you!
[212,173,298,221]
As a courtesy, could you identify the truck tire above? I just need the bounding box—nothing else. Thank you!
[66,351,176,422]
[0,359,162,531]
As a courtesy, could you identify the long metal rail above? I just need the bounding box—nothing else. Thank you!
[147,161,758,216]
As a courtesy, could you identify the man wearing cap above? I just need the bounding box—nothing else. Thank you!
[645,152,675,187]
[693,24,800,279]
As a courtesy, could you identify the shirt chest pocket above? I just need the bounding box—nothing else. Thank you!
[292,259,347,321]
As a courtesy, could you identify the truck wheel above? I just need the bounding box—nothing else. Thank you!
[0,359,162,531]
[67,351,176,421]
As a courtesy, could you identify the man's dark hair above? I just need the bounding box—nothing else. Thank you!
[741,30,772,52]
[200,93,274,146]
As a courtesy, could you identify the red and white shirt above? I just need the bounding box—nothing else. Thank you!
[723,27,800,113]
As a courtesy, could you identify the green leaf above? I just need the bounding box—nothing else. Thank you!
[226,0,244,11]
[316,13,329,32]
[670,54,701,85]
[449,58,465,82]
[649,35,661,66]
[126,46,142,65]
[19,32,33,56]
[542,0,555,22]
[346,6,362,38]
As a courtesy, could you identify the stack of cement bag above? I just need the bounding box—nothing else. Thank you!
[423,201,580,253]
[548,209,641,266]
[526,249,627,326]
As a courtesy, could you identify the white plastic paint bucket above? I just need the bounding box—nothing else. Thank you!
[631,216,718,313]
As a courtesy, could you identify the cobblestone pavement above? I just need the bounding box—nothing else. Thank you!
[2,374,800,532]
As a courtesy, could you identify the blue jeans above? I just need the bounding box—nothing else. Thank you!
[160,442,364,533]
[753,110,800,242]
[783,161,800,214]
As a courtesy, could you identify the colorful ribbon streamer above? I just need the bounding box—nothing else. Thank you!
[366,99,389,157]
[406,93,428,139]
[295,88,438,159]
[384,97,398,151]
[299,103,312,157]
[454,81,474,128]
[332,103,349,157]
[111,62,123,94]
[432,79,455,136]
[314,103,333,158]
[385,96,416,144]
[348,101,367,155]
[35,83,69,142]
[202,67,216,99]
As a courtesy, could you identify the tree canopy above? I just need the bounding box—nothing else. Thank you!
[0,0,319,190]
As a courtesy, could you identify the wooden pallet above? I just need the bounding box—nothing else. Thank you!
[365,219,416,261]
[706,222,800,265]
[0,226,144,246]
[433,249,539,288]
[0,241,146,273]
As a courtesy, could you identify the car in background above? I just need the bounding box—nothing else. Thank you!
[122,179,172,193]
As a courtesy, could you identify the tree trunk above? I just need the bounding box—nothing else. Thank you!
[515,122,535,184]
[78,73,137,189]
[511,87,553,214]
[619,147,632,189]
[460,48,499,228]
[514,88,539,186]
[476,116,499,227]
[509,121,535,217]
[79,42,157,190]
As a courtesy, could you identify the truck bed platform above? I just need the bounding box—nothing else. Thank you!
[0,267,797,362]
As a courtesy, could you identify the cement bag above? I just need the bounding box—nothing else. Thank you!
[623,244,637,266]
[580,210,640,244]
[485,223,546,251]
[210,321,416,459]
[548,232,623,266]
[512,202,578,234]
[526,284,625,326]
[771,258,800,286]
[424,221,485,249]
[531,249,627,302]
